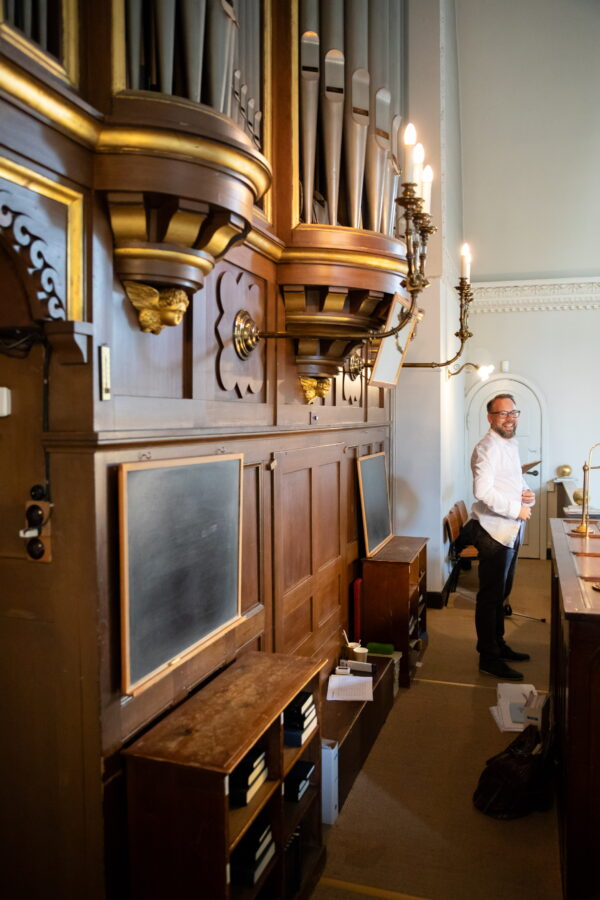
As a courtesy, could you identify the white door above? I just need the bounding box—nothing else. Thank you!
[465,378,543,559]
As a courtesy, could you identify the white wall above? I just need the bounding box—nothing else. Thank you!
[469,278,600,539]
[394,0,466,593]
[456,0,600,280]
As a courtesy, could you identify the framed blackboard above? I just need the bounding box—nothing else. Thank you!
[357,452,393,557]
[119,454,243,695]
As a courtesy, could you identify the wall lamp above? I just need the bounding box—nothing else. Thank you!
[448,362,495,380]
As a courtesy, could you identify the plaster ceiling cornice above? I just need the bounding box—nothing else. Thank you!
[471,278,600,314]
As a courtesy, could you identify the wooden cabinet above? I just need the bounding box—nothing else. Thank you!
[550,519,600,900]
[360,537,428,686]
[124,651,326,900]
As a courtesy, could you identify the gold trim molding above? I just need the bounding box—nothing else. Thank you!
[0,64,271,204]
[0,156,84,320]
[280,245,408,277]
[96,127,271,201]
[0,58,99,145]
[114,246,215,275]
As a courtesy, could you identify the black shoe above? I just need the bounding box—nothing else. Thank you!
[499,644,531,662]
[479,659,524,680]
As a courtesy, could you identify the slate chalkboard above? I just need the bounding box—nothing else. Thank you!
[119,454,243,694]
[357,452,393,557]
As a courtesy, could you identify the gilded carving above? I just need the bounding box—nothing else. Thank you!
[123,281,189,334]
[299,376,331,404]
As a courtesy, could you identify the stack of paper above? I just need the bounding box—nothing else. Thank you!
[490,682,537,732]
[326,674,373,701]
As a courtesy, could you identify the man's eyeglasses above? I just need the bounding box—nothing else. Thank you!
[490,410,520,419]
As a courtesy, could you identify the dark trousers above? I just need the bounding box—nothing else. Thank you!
[458,519,521,661]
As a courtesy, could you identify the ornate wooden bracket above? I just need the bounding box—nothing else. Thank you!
[107,192,247,332]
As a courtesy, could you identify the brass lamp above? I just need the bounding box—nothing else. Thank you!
[572,442,600,535]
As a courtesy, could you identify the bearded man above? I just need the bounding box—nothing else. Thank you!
[459,393,535,680]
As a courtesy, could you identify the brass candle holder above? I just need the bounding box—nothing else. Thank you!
[395,183,437,298]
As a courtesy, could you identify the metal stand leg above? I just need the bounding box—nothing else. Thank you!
[503,603,546,623]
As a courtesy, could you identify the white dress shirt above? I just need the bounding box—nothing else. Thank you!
[470,429,531,548]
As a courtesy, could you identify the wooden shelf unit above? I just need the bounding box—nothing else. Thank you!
[124,651,326,900]
[360,536,428,686]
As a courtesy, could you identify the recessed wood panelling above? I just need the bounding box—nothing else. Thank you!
[274,443,344,655]
[315,459,341,567]
[112,286,193,399]
[241,462,262,614]
[315,559,342,628]
[280,467,312,590]
[0,618,59,894]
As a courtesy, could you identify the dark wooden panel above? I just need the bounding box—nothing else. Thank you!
[280,467,312,590]
[0,618,60,898]
[0,344,46,559]
[315,459,341,567]
[241,463,262,613]
[111,288,192,399]
[315,558,342,628]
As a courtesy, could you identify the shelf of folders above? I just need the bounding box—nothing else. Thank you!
[230,813,276,888]
[283,690,317,748]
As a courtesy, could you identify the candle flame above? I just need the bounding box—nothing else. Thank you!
[403,123,417,146]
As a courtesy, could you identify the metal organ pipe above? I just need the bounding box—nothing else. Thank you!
[320,0,344,226]
[246,0,261,145]
[343,0,369,229]
[182,0,207,104]
[381,0,404,235]
[365,0,391,233]
[155,0,176,95]
[300,0,320,223]
[126,0,142,90]
[207,0,238,115]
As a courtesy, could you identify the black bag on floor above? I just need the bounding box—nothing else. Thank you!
[473,725,554,820]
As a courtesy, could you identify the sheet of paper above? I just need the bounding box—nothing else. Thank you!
[491,683,537,732]
[326,674,373,701]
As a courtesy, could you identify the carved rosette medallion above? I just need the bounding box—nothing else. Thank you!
[216,269,265,397]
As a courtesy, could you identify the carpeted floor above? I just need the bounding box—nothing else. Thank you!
[310,559,562,900]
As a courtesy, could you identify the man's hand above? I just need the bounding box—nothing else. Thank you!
[522,489,535,505]
[518,505,532,520]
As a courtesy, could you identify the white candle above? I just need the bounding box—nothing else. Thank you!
[460,243,471,280]
[413,143,425,192]
[421,164,433,213]
[403,123,417,183]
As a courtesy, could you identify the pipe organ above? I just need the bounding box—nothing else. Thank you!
[300,0,406,232]
[123,0,263,149]
[2,0,55,55]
